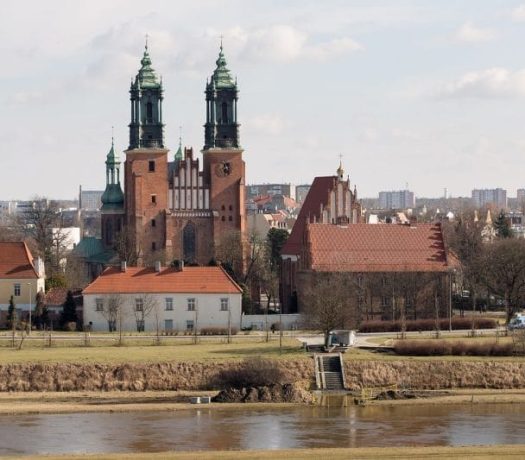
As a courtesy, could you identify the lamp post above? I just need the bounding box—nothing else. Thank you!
[27,283,32,335]
[448,269,455,333]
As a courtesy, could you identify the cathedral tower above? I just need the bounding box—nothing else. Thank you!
[202,44,246,263]
[124,44,169,263]
[101,138,125,247]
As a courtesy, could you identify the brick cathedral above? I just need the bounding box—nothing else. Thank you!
[100,43,246,266]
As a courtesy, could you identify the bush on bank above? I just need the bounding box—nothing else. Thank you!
[360,317,497,333]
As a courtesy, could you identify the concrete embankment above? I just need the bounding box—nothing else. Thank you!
[1,359,525,392]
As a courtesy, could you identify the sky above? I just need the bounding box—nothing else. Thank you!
[3,0,525,200]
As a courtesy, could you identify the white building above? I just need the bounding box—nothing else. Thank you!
[83,264,242,332]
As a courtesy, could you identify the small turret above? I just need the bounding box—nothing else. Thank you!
[101,137,124,211]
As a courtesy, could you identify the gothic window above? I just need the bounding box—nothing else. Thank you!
[149,161,155,172]
[221,102,228,123]
[183,222,196,263]
[146,102,153,122]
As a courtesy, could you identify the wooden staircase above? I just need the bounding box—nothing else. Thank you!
[314,353,346,391]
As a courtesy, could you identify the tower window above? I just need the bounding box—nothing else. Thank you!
[228,205,232,211]
[152,242,156,251]
[146,102,153,122]
[221,216,225,221]
[151,219,156,227]
[228,216,232,221]
[151,194,157,204]
[149,161,155,172]
[221,205,225,211]
[221,102,228,123]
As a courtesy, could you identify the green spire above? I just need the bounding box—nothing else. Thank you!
[101,135,124,211]
[174,130,183,162]
[210,41,235,89]
[134,39,160,89]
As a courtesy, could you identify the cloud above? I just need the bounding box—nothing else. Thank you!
[244,113,287,135]
[439,68,525,98]
[455,22,495,43]
[512,5,525,22]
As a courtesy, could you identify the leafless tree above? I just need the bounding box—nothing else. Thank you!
[299,272,358,346]
[114,227,140,266]
[133,293,159,334]
[99,294,126,343]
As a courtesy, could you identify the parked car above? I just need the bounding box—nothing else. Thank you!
[508,314,525,330]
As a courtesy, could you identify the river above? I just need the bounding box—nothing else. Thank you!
[2,403,525,455]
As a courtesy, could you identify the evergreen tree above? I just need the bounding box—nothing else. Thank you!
[6,296,16,329]
[60,290,78,328]
[494,210,513,239]
[267,228,289,272]
[34,291,45,330]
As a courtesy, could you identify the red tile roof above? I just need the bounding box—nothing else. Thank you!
[45,287,83,306]
[305,223,452,272]
[281,176,335,256]
[83,266,243,295]
[0,242,38,279]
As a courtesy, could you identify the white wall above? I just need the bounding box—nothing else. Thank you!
[241,313,302,331]
[84,292,242,332]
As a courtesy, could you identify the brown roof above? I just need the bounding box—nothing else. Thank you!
[0,242,38,279]
[45,287,83,306]
[305,223,451,272]
[281,176,335,256]
[83,266,243,295]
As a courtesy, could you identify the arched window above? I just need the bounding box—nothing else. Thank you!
[183,222,197,263]
[146,102,153,122]
[221,102,228,123]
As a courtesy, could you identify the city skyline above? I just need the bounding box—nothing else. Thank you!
[3,1,525,200]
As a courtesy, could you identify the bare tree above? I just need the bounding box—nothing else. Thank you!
[99,294,126,342]
[114,227,139,266]
[299,273,357,346]
[133,293,159,333]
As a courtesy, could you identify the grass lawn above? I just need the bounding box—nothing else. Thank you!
[0,337,308,364]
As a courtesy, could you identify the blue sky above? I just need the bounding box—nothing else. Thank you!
[2,0,525,200]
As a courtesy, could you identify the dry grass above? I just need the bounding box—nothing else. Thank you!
[3,445,525,460]
[394,339,514,356]
[0,338,306,364]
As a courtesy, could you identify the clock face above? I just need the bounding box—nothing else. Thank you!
[215,161,232,177]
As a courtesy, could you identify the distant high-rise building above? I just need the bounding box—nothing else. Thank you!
[378,190,415,209]
[79,188,104,211]
[246,184,295,201]
[471,188,507,209]
[517,188,525,204]
[295,185,311,204]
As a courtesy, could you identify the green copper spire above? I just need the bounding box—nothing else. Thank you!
[101,136,124,211]
[174,128,183,162]
[134,39,160,89]
[210,42,235,89]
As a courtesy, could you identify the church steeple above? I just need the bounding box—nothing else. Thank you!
[204,42,240,149]
[101,136,124,211]
[129,41,164,149]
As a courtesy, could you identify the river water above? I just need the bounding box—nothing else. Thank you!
[2,403,525,455]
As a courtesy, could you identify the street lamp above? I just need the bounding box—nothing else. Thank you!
[448,269,456,333]
[27,283,32,335]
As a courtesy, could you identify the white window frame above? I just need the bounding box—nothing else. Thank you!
[135,298,144,312]
[95,298,104,312]
[13,283,21,297]
[220,298,229,311]
[165,298,173,311]
[187,298,196,311]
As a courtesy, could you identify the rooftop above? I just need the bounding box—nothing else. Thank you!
[0,242,38,279]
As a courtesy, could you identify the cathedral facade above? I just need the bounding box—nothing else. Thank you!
[101,43,246,267]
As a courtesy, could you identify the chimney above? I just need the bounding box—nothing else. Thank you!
[121,261,127,272]
[155,261,162,273]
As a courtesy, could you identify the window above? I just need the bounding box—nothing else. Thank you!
[187,298,196,311]
[164,319,173,331]
[221,216,225,221]
[229,205,233,211]
[221,205,225,211]
[13,283,20,297]
[221,102,228,123]
[151,194,157,204]
[148,160,155,172]
[381,296,391,307]
[165,298,173,311]
[186,320,194,331]
[152,242,156,251]
[220,298,229,311]
[96,298,104,312]
[228,216,232,221]
[146,102,153,122]
[151,219,156,227]
[135,298,144,312]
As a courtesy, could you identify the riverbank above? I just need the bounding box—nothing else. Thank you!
[3,388,525,415]
[2,445,525,459]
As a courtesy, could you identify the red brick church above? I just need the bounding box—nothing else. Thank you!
[96,43,246,267]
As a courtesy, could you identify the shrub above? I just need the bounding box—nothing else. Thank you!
[200,327,238,336]
[359,317,497,333]
[394,339,513,356]
[213,357,287,389]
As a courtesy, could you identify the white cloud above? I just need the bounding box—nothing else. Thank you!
[455,21,495,43]
[512,5,525,22]
[244,113,287,135]
[439,68,525,98]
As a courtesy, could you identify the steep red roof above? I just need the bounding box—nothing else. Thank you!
[281,176,335,256]
[0,242,38,279]
[305,223,451,272]
[83,266,243,295]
